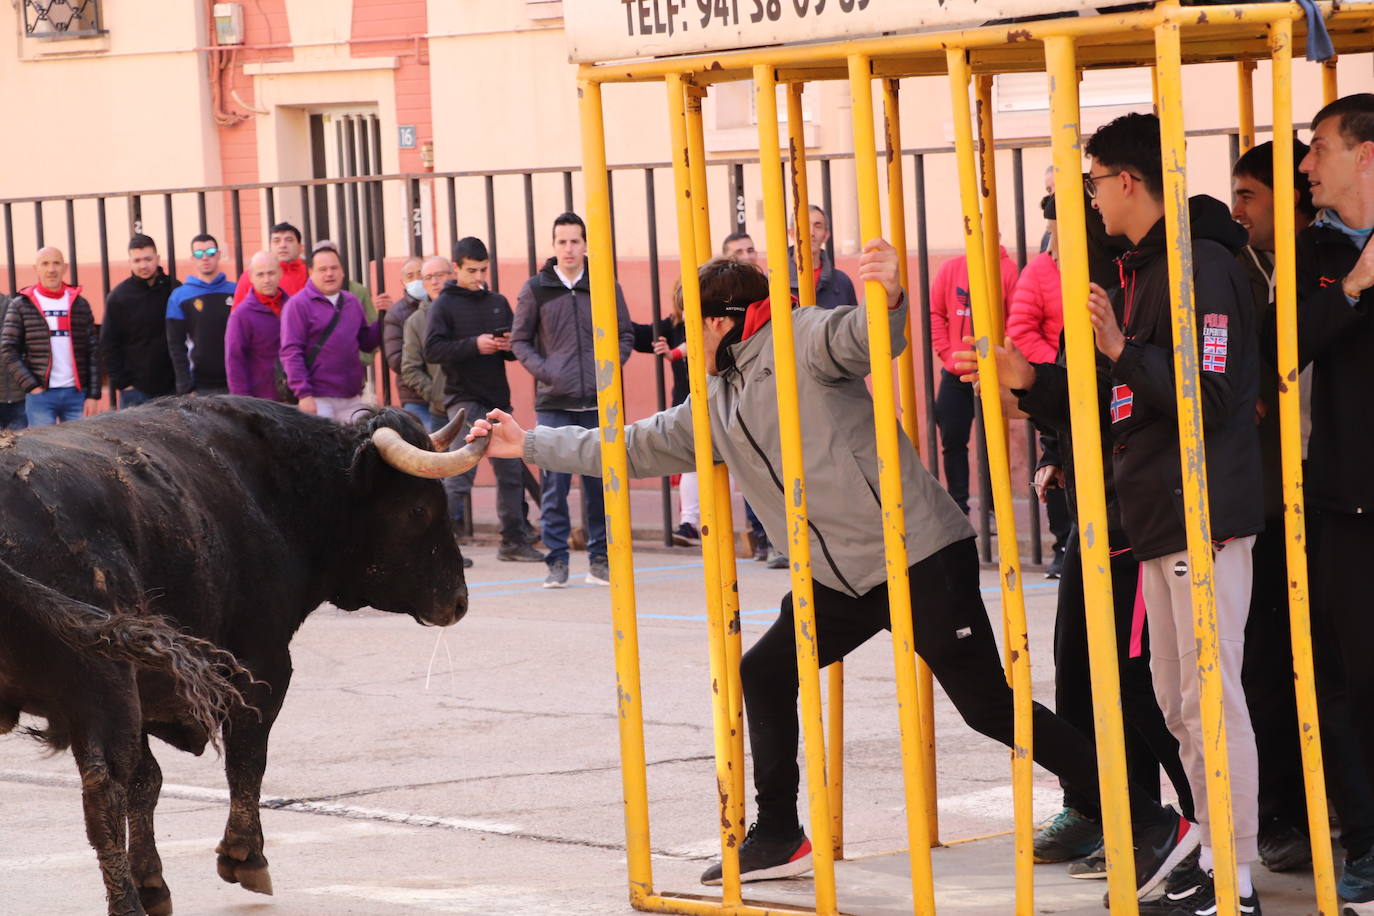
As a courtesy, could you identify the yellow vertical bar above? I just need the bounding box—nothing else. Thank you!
[715,460,747,851]
[1269,20,1339,916]
[1045,35,1140,916]
[947,46,1034,916]
[1237,61,1257,154]
[825,663,845,860]
[1322,56,1339,105]
[686,84,712,263]
[684,81,749,861]
[883,74,941,848]
[578,75,654,905]
[755,62,839,916]
[668,72,745,907]
[975,74,1006,342]
[848,54,938,916]
[1155,18,1239,916]
[787,83,816,308]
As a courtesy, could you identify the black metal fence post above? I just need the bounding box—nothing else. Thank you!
[197,191,207,235]
[409,177,424,258]
[446,176,458,256]
[163,194,176,281]
[5,203,18,293]
[484,175,499,293]
[96,197,110,299]
[65,198,77,286]
[1012,146,1043,566]
[230,189,244,277]
[645,166,672,545]
[563,171,574,213]
[34,201,44,250]
[524,172,538,279]
[914,153,938,477]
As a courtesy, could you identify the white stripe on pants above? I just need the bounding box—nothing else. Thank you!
[1140,535,1258,863]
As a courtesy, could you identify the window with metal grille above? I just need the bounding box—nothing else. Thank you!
[23,0,103,37]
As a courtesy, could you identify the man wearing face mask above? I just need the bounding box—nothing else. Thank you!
[425,239,542,563]
[383,256,428,425]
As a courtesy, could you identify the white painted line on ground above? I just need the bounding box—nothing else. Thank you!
[0,769,524,838]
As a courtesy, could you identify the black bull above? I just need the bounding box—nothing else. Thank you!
[0,396,490,916]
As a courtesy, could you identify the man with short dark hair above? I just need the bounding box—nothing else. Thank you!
[99,234,178,408]
[426,238,542,563]
[1294,92,1374,911]
[1084,111,1263,913]
[166,234,234,395]
[1229,138,1320,874]
[280,245,380,422]
[234,221,308,306]
[468,243,1196,897]
[511,212,633,587]
[787,205,857,308]
[1,247,100,425]
[721,231,758,266]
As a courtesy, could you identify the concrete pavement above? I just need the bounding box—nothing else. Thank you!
[0,541,1323,915]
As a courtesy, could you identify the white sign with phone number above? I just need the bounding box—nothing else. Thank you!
[565,0,1092,63]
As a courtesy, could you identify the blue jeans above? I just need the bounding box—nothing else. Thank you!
[402,401,435,431]
[117,387,152,409]
[26,387,85,426]
[537,408,607,566]
[0,400,27,430]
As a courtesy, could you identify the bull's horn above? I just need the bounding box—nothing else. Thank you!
[430,408,467,451]
[372,425,491,479]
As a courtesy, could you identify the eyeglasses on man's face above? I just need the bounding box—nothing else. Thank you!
[191,247,219,259]
[1083,170,1130,200]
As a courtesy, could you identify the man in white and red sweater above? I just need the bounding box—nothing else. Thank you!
[0,247,101,426]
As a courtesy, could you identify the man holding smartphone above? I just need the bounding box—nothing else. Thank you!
[425,237,543,563]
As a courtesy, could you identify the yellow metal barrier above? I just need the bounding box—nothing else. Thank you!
[946,45,1036,916]
[882,75,942,848]
[849,52,939,915]
[571,5,1367,914]
[754,62,840,916]
[1155,13,1238,916]
[1269,18,1340,916]
[1045,34,1142,916]
[576,75,655,906]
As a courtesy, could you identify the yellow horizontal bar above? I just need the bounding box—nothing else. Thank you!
[579,2,1333,83]
[637,893,847,916]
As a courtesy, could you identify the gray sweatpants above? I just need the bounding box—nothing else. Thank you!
[1140,535,1258,864]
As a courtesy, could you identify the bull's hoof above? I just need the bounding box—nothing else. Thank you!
[216,851,273,895]
[137,879,173,916]
[234,861,273,896]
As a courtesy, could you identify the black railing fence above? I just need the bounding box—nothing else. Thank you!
[2,124,1261,559]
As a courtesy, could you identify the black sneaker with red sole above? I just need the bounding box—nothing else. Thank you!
[700,823,813,886]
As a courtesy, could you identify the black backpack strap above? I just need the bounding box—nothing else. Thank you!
[306,304,345,369]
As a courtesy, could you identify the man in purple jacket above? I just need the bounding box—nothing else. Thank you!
[280,246,381,422]
[225,251,288,400]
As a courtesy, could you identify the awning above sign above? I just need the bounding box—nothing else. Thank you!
[565,0,1097,64]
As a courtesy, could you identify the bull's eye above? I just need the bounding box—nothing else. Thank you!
[411,505,427,519]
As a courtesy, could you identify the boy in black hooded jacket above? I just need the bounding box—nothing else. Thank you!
[1083,112,1264,914]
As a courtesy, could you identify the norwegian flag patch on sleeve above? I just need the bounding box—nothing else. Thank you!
[1201,313,1229,373]
[1110,384,1134,423]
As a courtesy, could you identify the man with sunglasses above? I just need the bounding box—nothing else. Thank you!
[166,234,235,396]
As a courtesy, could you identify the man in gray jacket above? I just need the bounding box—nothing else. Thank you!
[471,240,1197,897]
[511,211,633,588]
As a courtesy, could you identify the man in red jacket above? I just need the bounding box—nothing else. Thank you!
[928,245,1018,514]
[233,222,308,307]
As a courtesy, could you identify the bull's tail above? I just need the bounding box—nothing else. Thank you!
[0,558,252,750]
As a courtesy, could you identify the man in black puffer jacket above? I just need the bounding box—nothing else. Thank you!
[511,212,633,588]
[1083,112,1264,914]
[100,234,179,408]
